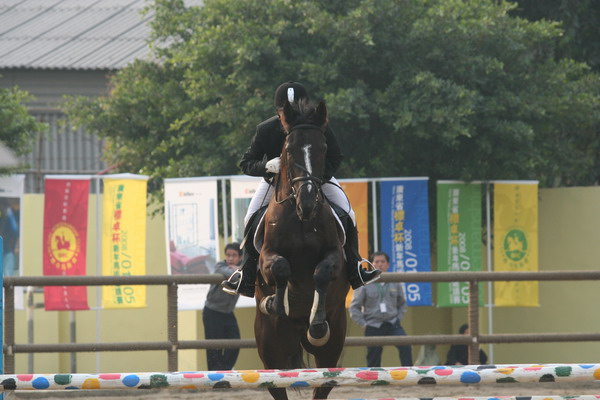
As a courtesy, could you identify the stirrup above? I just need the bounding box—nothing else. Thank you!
[357,259,381,285]
[221,269,243,295]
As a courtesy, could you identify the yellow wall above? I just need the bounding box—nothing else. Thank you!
[489,186,600,363]
[19,194,177,373]
[12,187,600,373]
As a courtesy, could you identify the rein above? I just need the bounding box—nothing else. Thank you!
[274,123,325,205]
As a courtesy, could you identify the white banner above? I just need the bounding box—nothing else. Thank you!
[0,174,25,308]
[230,176,261,242]
[164,178,220,310]
[229,176,261,308]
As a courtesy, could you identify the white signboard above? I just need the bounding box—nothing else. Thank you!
[164,178,220,310]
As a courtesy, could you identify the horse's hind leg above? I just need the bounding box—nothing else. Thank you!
[255,313,305,400]
[306,338,344,400]
[308,306,347,400]
[267,388,288,400]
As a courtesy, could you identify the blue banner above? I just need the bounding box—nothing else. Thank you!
[379,178,432,306]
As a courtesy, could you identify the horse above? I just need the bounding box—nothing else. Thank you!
[254,99,349,400]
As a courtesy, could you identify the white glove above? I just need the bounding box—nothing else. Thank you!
[265,157,281,173]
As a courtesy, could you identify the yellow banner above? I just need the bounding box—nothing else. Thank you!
[493,182,539,306]
[339,181,369,307]
[102,175,148,308]
[340,181,369,258]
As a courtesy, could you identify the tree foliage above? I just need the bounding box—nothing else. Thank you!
[509,0,600,71]
[0,85,45,156]
[65,0,600,195]
[509,0,600,183]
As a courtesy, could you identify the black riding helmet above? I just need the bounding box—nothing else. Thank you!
[274,81,308,109]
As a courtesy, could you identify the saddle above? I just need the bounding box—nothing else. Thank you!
[243,203,348,255]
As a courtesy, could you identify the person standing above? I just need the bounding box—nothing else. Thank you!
[203,243,242,370]
[350,251,413,367]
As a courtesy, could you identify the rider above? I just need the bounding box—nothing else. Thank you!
[222,81,381,298]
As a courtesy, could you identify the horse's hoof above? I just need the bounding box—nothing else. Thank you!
[307,321,330,346]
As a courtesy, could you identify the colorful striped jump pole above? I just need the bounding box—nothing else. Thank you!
[1,364,599,391]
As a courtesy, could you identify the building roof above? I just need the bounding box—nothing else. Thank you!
[0,0,159,70]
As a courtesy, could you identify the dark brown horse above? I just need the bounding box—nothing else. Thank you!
[254,99,349,400]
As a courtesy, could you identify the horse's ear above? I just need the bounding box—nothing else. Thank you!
[315,101,327,125]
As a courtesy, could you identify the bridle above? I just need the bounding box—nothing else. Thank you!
[274,123,325,205]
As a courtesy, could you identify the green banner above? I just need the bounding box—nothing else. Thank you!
[436,182,484,307]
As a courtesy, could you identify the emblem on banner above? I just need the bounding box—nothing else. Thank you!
[48,222,80,270]
[503,228,528,264]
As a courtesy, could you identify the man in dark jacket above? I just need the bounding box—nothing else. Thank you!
[445,323,488,365]
[222,81,380,297]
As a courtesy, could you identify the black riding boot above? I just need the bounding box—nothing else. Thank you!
[221,246,258,298]
[221,209,264,298]
[342,215,381,289]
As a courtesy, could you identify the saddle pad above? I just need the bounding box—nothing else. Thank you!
[252,207,346,253]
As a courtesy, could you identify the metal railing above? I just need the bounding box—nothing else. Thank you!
[4,270,600,373]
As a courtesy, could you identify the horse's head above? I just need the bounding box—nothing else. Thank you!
[279,99,328,221]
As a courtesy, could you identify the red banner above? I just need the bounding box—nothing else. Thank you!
[43,177,90,310]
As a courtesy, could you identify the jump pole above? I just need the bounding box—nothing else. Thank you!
[297,398,599,400]
[1,364,599,391]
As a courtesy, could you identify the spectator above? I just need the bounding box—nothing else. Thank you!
[445,323,488,365]
[350,251,413,367]
[203,243,242,370]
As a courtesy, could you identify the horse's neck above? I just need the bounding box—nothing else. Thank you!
[275,160,292,200]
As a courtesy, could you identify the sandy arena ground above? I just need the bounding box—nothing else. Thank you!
[6,381,600,400]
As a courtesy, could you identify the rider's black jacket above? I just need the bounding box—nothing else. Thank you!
[239,116,343,181]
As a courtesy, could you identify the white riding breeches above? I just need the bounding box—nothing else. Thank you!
[244,176,356,226]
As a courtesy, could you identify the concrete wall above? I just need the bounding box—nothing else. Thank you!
[12,186,600,373]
